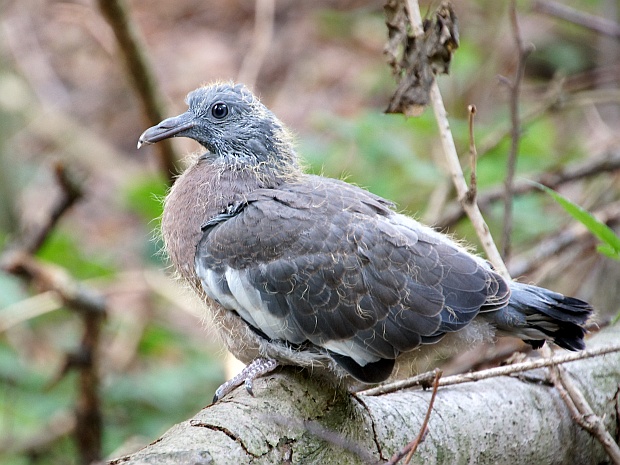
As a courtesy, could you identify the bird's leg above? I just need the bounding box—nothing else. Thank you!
[212,357,278,403]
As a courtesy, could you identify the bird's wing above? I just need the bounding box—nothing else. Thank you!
[195,176,509,382]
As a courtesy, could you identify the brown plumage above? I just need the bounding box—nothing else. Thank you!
[138,82,592,401]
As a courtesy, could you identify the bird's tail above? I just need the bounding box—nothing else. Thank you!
[486,281,593,351]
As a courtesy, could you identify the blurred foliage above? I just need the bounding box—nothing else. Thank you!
[0,0,618,463]
[302,111,442,207]
[37,232,116,280]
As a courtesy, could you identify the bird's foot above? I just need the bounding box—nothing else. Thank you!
[212,357,278,403]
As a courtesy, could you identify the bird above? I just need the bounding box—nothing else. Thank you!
[138,82,592,401]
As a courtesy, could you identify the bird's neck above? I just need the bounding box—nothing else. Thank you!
[221,152,301,187]
[161,155,302,286]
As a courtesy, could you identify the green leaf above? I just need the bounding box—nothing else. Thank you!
[597,244,620,259]
[534,182,620,260]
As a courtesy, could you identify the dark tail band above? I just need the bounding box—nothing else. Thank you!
[490,282,593,351]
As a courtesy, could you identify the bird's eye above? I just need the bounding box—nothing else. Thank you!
[211,102,228,119]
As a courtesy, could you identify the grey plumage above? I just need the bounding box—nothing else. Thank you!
[138,82,592,392]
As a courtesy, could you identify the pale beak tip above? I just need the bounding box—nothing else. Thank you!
[137,133,151,150]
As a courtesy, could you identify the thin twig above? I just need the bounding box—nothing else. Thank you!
[21,162,83,254]
[96,0,179,183]
[402,370,441,464]
[405,0,509,278]
[465,104,478,204]
[553,65,620,94]
[405,0,425,35]
[75,300,105,465]
[500,0,535,261]
[237,0,275,89]
[476,73,565,158]
[436,150,620,229]
[474,85,620,162]
[358,342,620,396]
[533,0,620,39]
[356,371,437,397]
[385,369,442,465]
[549,364,620,464]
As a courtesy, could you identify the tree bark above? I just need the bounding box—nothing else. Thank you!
[106,326,620,465]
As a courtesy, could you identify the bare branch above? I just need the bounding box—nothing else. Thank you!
[22,161,83,254]
[1,252,106,317]
[109,326,620,464]
[465,104,478,204]
[500,0,535,261]
[96,0,179,183]
[0,291,62,333]
[237,0,275,89]
[533,0,620,39]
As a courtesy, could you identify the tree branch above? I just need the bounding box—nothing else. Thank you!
[96,0,179,183]
[1,252,107,464]
[21,161,83,254]
[500,1,535,261]
[106,326,620,465]
[533,0,620,39]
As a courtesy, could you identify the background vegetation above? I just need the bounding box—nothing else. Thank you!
[0,0,618,463]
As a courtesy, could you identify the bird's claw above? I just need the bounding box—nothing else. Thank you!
[212,357,278,403]
[244,378,255,397]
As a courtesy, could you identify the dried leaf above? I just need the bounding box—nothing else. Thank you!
[384,1,459,116]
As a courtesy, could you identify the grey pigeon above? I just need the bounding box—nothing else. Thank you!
[138,82,592,401]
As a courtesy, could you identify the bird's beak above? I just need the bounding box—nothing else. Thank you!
[137,112,195,149]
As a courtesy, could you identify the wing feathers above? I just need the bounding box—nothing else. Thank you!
[195,176,509,382]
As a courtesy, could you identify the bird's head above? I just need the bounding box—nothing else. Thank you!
[138,82,298,174]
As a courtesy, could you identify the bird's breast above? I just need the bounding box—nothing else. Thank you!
[161,157,277,286]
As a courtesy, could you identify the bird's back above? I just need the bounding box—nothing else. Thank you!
[194,174,512,382]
